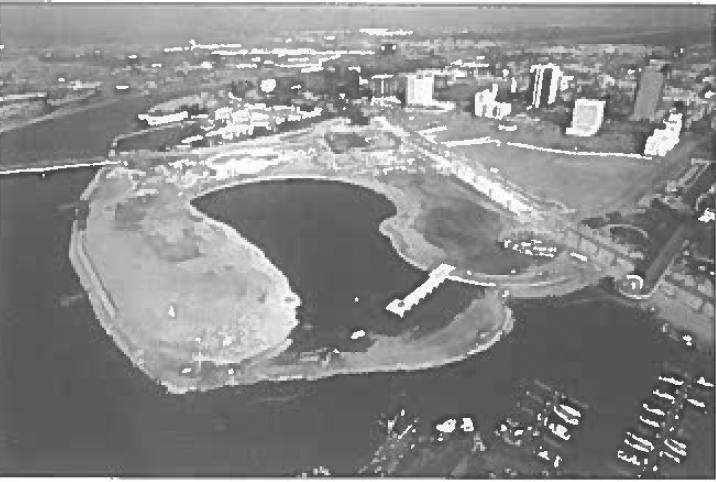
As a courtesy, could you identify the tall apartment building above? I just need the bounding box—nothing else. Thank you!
[406,73,435,106]
[529,64,562,108]
[632,68,666,121]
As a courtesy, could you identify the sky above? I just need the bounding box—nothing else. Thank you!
[0,5,711,48]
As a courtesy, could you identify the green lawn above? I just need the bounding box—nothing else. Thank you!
[451,141,652,217]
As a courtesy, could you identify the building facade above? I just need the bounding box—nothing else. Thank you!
[632,68,666,121]
[529,64,562,108]
[566,98,606,137]
[367,74,399,98]
[406,73,435,107]
[644,111,683,156]
[474,84,512,120]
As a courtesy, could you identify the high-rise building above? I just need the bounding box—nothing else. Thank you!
[565,99,606,137]
[529,64,562,108]
[406,73,434,106]
[632,68,666,121]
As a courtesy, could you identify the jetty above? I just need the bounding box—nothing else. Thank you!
[386,263,456,317]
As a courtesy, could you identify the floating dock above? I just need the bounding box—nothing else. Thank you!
[386,264,456,317]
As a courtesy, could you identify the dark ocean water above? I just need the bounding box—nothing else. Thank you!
[0,97,152,165]
[0,85,713,476]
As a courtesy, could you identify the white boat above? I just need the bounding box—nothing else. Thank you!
[664,439,687,457]
[643,402,666,417]
[653,389,676,403]
[639,416,662,429]
[548,422,571,441]
[627,431,654,451]
[553,405,579,426]
[696,376,714,389]
[667,437,687,450]
[559,404,582,420]
[617,449,643,467]
[658,375,684,386]
[686,397,707,410]
[660,450,681,464]
[624,438,651,453]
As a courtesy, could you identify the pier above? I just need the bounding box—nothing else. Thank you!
[386,263,456,317]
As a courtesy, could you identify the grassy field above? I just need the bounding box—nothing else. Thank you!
[450,141,651,217]
[386,172,541,275]
[324,131,369,154]
[390,109,697,220]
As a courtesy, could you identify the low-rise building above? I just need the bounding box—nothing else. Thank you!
[474,84,512,120]
[644,111,683,156]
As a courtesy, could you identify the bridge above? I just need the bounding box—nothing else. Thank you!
[0,156,120,176]
[0,146,201,176]
[386,263,456,317]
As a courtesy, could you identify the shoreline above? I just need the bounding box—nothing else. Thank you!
[70,170,165,387]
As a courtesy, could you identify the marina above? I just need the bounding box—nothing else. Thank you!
[611,362,714,477]
[492,379,590,473]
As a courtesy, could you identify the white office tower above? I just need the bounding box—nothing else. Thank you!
[566,99,606,137]
[530,63,563,108]
[407,73,435,107]
[644,111,683,156]
[474,84,512,120]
